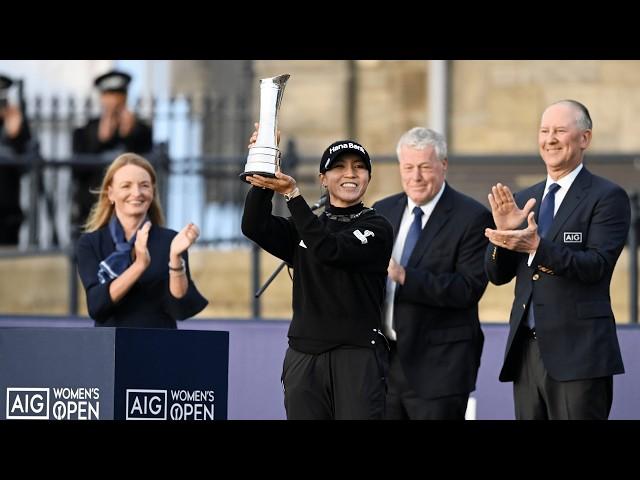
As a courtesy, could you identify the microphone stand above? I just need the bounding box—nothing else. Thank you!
[254,194,327,298]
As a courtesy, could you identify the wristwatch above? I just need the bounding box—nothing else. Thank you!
[283,187,300,202]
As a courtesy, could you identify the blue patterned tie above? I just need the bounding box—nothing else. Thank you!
[400,206,424,267]
[526,183,560,329]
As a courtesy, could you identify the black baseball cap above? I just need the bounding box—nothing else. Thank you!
[320,140,371,174]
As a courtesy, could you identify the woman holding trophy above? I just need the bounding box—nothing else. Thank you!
[242,117,394,419]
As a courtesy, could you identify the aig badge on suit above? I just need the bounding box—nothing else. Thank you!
[563,232,582,243]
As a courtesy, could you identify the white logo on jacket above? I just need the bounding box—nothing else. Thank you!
[299,240,307,249]
[353,229,375,244]
[563,232,582,243]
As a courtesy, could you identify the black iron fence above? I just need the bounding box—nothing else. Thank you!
[1,148,638,321]
[0,94,639,320]
[26,94,254,158]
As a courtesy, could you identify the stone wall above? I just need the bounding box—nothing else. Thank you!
[451,60,640,154]
[253,60,640,156]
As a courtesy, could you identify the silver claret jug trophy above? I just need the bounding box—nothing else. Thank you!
[239,74,290,182]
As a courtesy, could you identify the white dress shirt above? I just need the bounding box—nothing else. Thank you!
[384,182,446,341]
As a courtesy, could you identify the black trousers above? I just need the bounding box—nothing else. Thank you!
[513,330,613,420]
[281,345,388,420]
[385,343,469,420]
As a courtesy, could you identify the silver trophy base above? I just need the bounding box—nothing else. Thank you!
[240,147,280,183]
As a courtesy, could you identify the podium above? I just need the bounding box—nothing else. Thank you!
[0,327,229,420]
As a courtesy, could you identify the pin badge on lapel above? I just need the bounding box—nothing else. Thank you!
[563,232,582,243]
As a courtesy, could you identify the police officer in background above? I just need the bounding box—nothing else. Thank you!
[71,70,153,235]
[0,74,32,245]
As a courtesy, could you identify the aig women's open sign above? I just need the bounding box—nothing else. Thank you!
[0,328,228,420]
[126,389,216,420]
[6,387,100,420]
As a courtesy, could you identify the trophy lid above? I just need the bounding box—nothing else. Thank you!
[261,74,290,87]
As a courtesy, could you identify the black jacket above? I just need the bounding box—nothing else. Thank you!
[0,117,31,244]
[485,167,629,382]
[72,117,152,154]
[242,187,394,353]
[76,224,208,328]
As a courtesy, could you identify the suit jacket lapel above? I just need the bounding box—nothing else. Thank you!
[388,194,407,238]
[407,184,454,266]
[546,167,592,241]
[526,182,546,229]
[99,224,116,256]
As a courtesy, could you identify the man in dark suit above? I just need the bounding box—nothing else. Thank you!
[373,127,492,420]
[484,100,630,420]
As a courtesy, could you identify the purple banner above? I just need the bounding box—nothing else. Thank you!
[1,316,638,419]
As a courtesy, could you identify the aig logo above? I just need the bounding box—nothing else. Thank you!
[126,389,167,420]
[6,388,50,419]
[564,232,582,243]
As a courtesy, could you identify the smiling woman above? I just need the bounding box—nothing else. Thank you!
[107,164,154,218]
[319,153,370,207]
[75,152,208,328]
